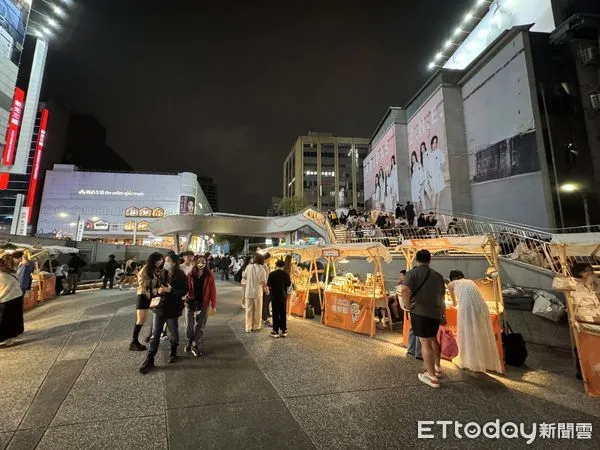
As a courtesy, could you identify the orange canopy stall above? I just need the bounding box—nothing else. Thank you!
[394,236,505,373]
[550,233,600,397]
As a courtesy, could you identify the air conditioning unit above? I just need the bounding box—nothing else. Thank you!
[579,45,598,66]
[591,93,600,111]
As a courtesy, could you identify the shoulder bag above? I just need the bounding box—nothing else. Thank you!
[401,268,430,311]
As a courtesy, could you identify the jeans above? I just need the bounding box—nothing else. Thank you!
[102,273,115,289]
[408,327,422,359]
[147,313,179,360]
[185,306,208,349]
[271,297,287,333]
[66,274,80,293]
[262,293,271,321]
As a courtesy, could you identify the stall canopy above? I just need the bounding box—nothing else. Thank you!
[319,242,393,263]
[396,236,499,255]
[550,233,600,258]
[260,245,321,262]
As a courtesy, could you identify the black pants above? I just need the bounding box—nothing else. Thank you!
[103,273,115,289]
[55,276,64,296]
[221,269,229,281]
[271,297,287,333]
[262,293,271,321]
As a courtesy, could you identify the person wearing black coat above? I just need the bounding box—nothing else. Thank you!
[102,255,119,289]
[140,254,188,373]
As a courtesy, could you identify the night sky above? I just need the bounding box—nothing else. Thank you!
[43,0,473,215]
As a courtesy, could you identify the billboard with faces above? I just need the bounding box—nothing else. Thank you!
[363,126,398,212]
[407,88,451,213]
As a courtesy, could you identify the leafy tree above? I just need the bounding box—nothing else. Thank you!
[276,197,310,215]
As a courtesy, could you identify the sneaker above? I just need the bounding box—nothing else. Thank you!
[270,331,280,339]
[184,344,192,353]
[263,320,272,328]
[144,335,152,343]
[139,359,154,374]
[191,346,202,357]
[129,341,147,351]
[168,354,177,363]
[418,372,440,389]
[160,333,169,341]
[280,331,288,338]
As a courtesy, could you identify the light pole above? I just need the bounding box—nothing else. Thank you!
[560,183,591,230]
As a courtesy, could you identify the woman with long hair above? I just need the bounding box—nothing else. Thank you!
[447,270,502,373]
[184,256,216,357]
[427,135,446,212]
[0,254,24,347]
[410,151,425,210]
[139,254,188,373]
[419,142,433,209]
[239,255,252,308]
[242,253,268,332]
[130,252,164,351]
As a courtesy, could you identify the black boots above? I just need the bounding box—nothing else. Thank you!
[168,346,177,363]
[130,324,147,351]
[139,357,154,374]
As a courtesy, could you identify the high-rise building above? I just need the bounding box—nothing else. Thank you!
[197,176,218,211]
[282,132,370,211]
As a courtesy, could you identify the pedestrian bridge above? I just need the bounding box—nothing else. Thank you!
[148,208,336,245]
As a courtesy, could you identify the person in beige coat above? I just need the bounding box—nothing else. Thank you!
[242,253,268,332]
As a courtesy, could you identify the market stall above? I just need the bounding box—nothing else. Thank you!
[320,243,392,337]
[261,245,322,318]
[395,236,505,371]
[550,233,600,397]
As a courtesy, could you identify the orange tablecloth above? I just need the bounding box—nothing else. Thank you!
[323,291,376,336]
[290,290,308,318]
[24,277,57,311]
[575,327,600,397]
[403,306,504,369]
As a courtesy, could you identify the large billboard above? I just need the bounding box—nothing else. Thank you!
[407,88,451,212]
[363,126,398,211]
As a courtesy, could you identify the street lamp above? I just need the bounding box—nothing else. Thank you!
[560,183,591,230]
[58,212,68,218]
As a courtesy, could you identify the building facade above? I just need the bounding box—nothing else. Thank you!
[197,176,218,211]
[282,132,369,211]
[37,165,212,243]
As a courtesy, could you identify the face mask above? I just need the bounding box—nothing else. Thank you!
[197,262,206,269]
[164,262,174,271]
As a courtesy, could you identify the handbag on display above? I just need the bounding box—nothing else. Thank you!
[501,323,528,367]
[437,326,458,360]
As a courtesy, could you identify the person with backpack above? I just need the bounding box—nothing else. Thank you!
[184,256,216,357]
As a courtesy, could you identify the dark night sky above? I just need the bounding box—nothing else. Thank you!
[43,0,473,215]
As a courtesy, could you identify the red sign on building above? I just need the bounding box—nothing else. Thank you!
[25,108,49,223]
[0,88,26,189]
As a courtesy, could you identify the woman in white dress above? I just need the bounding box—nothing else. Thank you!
[426,135,446,211]
[419,142,433,210]
[447,270,502,373]
[242,253,268,332]
[386,155,397,211]
[410,151,425,210]
[374,174,381,211]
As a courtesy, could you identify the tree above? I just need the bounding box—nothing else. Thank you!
[276,197,310,215]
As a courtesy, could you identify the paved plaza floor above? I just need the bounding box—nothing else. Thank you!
[1,281,600,449]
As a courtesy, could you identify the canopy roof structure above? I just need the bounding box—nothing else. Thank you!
[149,209,335,243]
[550,233,600,258]
[259,245,322,262]
[395,236,498,255]
[320,242,393,263]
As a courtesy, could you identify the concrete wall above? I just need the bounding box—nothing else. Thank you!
[471,172,550,227]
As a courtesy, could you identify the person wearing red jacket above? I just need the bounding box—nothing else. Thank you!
[184,256,217,357]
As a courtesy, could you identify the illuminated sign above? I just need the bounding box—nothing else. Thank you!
[137,221,150,231]
[125,206,164,218]
[152,208,164,217]
[25,108,49,223]
[78,189,144,197]
[125,207,139,217]
[139,207,152,217]
[124,221,135,231]
[0,87,26,189]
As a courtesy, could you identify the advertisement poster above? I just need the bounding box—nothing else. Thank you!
[407,88,451,212]
[323,292,375,336]
[179,196,195,215]
[363,126,398,212]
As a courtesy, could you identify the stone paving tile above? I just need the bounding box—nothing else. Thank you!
[167,399,313,450]
[19,360,87,430]
[6,428,45,450]
[0,432,13,450]
[37,415,167,450]
[285,382,600,449]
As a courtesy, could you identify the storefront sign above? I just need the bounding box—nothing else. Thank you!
[78,189,144,197]
[25,108,49,222]
[323,292,375,336]
[321,249,340,258]
[16,207,29,236]
[0,87,26,189]
[75,220,85,242]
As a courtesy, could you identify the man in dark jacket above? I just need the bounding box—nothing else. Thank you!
[65,253,87,295]
[405,201,415,226]
[102,255,119,289]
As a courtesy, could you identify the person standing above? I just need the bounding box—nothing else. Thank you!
[238,255,252,308]
[180,251,195,276]
[0,254,24,347]
[262,252,272,327]
[130,252,164,351]
[242,253,268,332]
[65,253,86,295]
[102,255,119,289]
[185,256,216,357]
[54,262,67,296]
[400,250,446,388]
[220,254,230,281]
[447,270,502,373]
[267,260,292,338]
[12,251,34,294]
[139,254,188,373]
[405,201,415,227]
